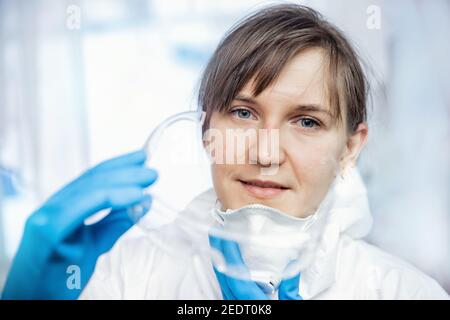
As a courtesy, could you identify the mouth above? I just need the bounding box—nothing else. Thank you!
[238,179,289,199]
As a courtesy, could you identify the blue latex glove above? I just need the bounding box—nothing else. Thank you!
[209,235,303,300]
[2,150,157,300]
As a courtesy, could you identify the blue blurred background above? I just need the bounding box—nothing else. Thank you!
[0,0,449,293]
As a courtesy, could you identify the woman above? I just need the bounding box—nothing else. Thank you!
[3,4,448,300]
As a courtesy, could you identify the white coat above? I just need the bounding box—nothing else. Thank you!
[80,170,448,300]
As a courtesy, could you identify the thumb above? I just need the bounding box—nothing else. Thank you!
[90,195,152,254]
[278,273,303,300]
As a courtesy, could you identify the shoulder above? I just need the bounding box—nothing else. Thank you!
[335,236,449,299]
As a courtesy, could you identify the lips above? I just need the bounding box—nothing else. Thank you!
[238,179,289,198]
[240,179,288,189]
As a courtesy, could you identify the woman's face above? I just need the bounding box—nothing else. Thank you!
[206,48,367,218]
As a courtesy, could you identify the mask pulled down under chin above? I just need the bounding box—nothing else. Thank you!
[211,183,336,294]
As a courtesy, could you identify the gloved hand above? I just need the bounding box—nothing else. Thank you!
[209,235,303,300]
[2,150,157,300]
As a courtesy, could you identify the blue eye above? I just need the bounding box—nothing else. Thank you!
[297,117,320,128]
[231,108,254,120]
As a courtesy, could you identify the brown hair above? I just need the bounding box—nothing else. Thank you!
[198,4,368,134]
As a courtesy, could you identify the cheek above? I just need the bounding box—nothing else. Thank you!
[211,163,226,187]
[210,164,233,199]
[287,138,342,188]
[205,116,256,166]
[208,114,238,200]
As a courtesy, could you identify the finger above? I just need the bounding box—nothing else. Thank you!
[90,195,151,254]
[93,194,152,228]
[79,167,158,189]
[49,158,156,204]
[126,194,152,223]
[90,150,147,172]
[278,273,303,300]
[40,186,150,241]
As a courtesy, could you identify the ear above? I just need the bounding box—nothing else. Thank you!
[340,123,368,170]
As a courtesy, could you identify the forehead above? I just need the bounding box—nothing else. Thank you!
[239,48,330,111]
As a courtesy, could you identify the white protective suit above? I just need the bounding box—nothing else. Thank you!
[80,169,449,300]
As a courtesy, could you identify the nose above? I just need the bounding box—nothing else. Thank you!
[254,127,285,171]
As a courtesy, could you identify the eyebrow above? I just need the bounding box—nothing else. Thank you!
[234,94,332,116]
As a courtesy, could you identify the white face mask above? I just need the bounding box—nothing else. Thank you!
[211,178,337,294]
